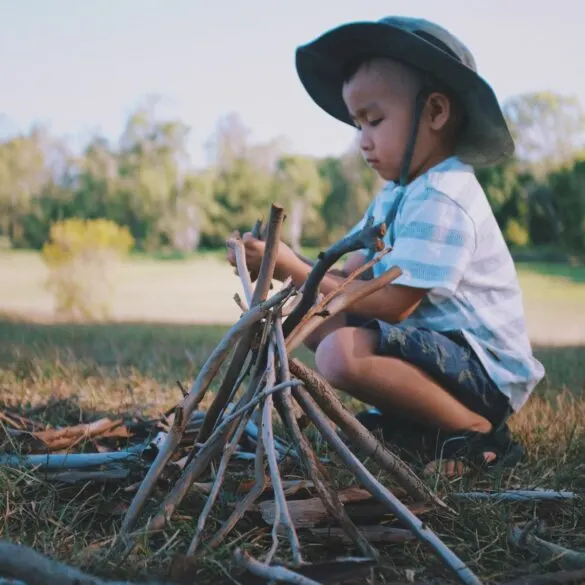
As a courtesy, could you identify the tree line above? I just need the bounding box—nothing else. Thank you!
[1,91,584,257]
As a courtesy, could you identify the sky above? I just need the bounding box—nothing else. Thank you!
[1,0,583,168]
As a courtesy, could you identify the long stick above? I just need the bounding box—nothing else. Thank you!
[288,358,449,509]
[285,265,402,352]
[293,385,483,585]
[197,203,285,443]
[273,319,377,559]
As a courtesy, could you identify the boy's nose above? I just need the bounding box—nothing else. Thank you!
[359,131,374,152]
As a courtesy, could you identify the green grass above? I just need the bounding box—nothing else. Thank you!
[1,251,585,583]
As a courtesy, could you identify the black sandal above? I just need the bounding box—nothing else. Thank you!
[432,424,524,472]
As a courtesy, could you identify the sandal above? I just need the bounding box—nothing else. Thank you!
[432,424,524,472]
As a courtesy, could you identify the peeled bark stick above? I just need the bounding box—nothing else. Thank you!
[283,215,386,337]
[234,548,323,585]
[288,358,449,509]
[228,237,254,306]
[293,386,482,585]
[197,203,286,443]
[273,324,376,560]
[261,345,302,567]
[286,265,402,353]
[121,285,292,534]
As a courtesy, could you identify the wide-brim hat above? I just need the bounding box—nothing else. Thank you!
[295,16,514,167]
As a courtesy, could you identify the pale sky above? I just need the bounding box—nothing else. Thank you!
[1,0,582,167]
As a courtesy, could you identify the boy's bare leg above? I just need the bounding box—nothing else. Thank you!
[303,314,348,352]
[315,326,496,476]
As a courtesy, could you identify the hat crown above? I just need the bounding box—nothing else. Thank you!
[378,16,477,72]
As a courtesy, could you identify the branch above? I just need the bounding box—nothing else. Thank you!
[234,548,323,585]
[283,215,386,337]
[285,265,402,353]
[288,358,449,509]
[197,203,286,443]
[227,236,254,306]
[292,385,482,585]
[261,344,302,566]
[290,246,392,336]
[273,321,377,560]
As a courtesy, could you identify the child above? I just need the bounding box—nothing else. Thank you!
[226,16,545,476]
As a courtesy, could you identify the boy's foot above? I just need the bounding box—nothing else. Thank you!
[423,426,524,478]
[354,409,523,478]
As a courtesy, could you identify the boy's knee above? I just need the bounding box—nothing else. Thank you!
[315,327,375,389]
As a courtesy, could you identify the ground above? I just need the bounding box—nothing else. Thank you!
[1,250,585,584]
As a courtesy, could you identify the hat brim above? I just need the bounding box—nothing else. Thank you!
[295,21,514,167]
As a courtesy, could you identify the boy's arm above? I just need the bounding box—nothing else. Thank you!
[285,258,427,324]
[294,250,366,279]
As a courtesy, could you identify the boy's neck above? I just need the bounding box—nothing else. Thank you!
[407,146,457,184]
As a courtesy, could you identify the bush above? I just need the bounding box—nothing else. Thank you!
[505,218,530,248]
[42,218,134,320]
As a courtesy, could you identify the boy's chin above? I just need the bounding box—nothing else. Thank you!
[376,168,400,182]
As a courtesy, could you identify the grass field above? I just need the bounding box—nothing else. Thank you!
[1,250,585,583]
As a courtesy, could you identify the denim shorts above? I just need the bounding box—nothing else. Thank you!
[346,316,512,428]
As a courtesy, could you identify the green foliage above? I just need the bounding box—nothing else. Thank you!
[42,218,134,320]
[0,91,584,260]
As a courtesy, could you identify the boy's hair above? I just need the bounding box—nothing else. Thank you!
[341,54,468,140]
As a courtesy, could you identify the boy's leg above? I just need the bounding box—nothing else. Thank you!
[314,325,515,475]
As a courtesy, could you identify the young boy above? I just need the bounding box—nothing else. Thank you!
[227,16,545,476]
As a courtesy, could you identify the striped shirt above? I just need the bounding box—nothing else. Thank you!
[350,156,545,411]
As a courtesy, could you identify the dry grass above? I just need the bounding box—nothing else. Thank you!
[1,316,585,584]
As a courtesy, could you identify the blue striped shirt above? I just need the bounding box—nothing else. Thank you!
[350,156,545,411]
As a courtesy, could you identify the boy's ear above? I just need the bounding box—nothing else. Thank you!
[426,92,452,132]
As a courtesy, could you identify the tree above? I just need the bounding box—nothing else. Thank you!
[274,155,324,252]
[503,92,585,173]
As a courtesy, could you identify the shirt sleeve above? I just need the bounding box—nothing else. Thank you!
[380,191,477,296]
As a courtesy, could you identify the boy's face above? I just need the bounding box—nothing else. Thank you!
[342,58,427,182]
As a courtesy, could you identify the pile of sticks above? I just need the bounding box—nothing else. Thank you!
[117,204,481,585]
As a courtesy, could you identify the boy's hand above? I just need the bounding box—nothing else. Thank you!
[225,231,299,282]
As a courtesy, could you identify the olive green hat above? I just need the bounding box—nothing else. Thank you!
[295,16,514,167]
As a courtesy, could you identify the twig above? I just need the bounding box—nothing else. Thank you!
[227,237,254,306]
[283,215,386,337]
[285,265,402,352]
[261,343,302,567]
[197,203,286,443]
[186,378,301,555]
[501,568,585,585]
[509,523,585,570]
[454,490,579,502]
[292,385,483,585]
[234,548,323,585]
[233,292,249,312]
[273,320,377,559]
[121,284,293,534]
[203,428,267,554]
[288,358,449,509]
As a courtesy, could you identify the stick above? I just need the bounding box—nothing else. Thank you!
[1,449,143,470]
[261,344,302,566]
[454,490,578,502]
[288,358,449,509]
[292,385,483,585]
[186,379,301,555]
[283,215,386,337]
[291,246,392,335]
[197,203,286,443]
[227,236,254,306]
[234,548,323,585]
[202,429,267,554]
[272,320,377,559]
[285,265,402,352]
[121,284,293,534]
[0,540,154,585]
